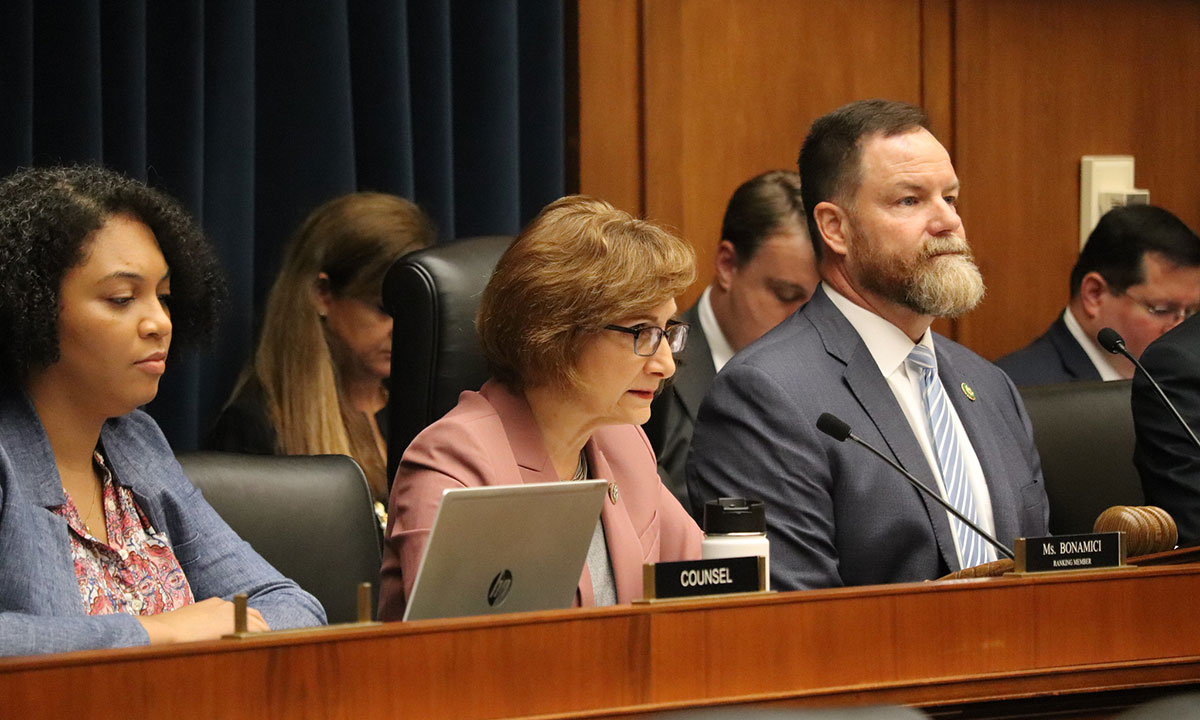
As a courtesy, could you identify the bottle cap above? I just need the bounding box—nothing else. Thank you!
[703,497,766,534]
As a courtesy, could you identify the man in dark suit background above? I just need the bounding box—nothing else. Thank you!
[996,205,1200,386]
[645,170,818,505]
[1132,313,1200,545]
[687,99,1049,590]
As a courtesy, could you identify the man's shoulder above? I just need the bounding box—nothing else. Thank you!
[994,318,1095,386]
[928,334,1040,411]
[994,321,1064,364]
[699,310,844,428]
[1142,314,1200,367]
[995,335,1055,367]
[728,305,832,371]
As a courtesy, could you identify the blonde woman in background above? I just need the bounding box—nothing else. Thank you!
[207,193,435,517]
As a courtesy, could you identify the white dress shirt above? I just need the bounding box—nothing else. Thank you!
[697,286,736,373]
[1063,307,1126,381]
[824,284,997,566]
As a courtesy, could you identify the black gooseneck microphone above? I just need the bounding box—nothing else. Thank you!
[1097,327,1200,451]
[815,412,1015,561]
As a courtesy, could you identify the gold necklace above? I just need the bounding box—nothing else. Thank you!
[80,452,108,537]
[70,480,100,536]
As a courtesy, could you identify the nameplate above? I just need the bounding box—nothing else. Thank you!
[1014,532,1126,574]
[640,556,766,600]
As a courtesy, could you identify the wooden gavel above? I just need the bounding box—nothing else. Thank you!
[943,506,1178,580]
[1092,505,1178,556]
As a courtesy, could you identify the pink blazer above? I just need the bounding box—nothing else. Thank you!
[378,380,702,620]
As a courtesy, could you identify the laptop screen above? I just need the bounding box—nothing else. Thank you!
[403,480,608,621]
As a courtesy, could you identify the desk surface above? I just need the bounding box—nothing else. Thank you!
[3,564,1200,719]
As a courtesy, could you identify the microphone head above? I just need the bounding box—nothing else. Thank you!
[816,413,852,442]
[1097,327,1125,354]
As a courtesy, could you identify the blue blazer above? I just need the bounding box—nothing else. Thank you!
[0,389,326,657]
[995,314,1101,386]
[687,287,1050,590]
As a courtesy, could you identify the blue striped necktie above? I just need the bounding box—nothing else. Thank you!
[906,344,992,569]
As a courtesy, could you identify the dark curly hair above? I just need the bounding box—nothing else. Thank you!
[0,165,226,387]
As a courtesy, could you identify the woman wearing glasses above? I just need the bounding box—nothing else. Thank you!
[378,195,702,619]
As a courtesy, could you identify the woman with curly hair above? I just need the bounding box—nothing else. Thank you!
[0,165,325,657]
[207,193,434,508]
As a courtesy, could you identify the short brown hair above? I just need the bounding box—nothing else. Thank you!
[477,195,696,390]
[721,170,805,263]
[798,99,930,260]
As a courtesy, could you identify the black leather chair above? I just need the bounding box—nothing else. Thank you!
[178,452,382,624]
[1017,380,1143,535]
[382,235,513,482]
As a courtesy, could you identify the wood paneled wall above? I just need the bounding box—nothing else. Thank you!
[952,0,1200,356]
[578,0,1200,359]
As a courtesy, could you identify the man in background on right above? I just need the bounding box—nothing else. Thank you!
[997,205,1200,386]
[1133,313,1200,545]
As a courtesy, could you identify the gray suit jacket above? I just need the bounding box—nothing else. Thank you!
[644,303,716,507]
[995,313,1102,386]
[687,287,1050,590]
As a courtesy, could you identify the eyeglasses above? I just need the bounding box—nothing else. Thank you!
[604,320,689,357]
[1121,291,1199,325]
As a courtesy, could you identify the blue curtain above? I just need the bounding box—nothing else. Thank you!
[0,0,566,449]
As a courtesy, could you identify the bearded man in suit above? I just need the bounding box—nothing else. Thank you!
[687,99,1050,590]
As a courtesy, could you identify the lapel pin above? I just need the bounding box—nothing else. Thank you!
[961,382,976,401]
[608,482,620,505]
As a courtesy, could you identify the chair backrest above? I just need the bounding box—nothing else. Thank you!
[177,452,382,624]
[1017,379,1143,535]
[382,235,513,481]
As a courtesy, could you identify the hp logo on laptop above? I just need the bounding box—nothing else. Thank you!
[488,569,513,607]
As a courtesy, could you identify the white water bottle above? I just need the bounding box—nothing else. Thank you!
[701,498,769,591]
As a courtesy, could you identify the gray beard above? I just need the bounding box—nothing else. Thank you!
[903,252,986,317]
[856,234,986,318]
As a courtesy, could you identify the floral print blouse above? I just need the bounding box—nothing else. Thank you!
[54,452,195,616]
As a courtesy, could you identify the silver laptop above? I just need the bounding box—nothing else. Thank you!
[403,480,608,621]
